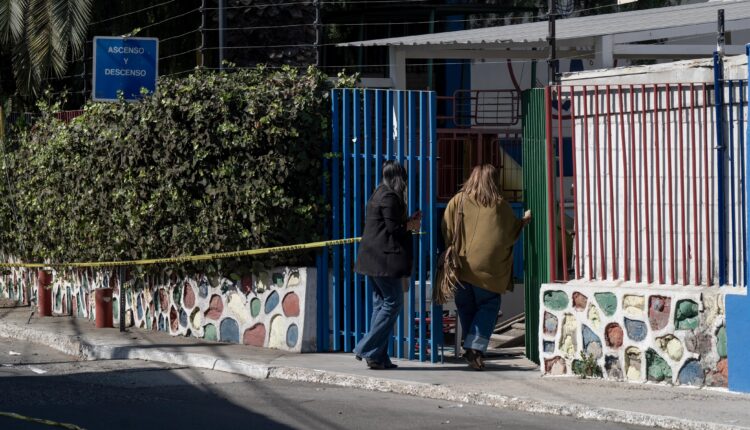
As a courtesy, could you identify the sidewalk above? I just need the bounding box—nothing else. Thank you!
[0,307,748,430]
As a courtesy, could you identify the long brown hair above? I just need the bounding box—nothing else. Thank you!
[460,164,502,207]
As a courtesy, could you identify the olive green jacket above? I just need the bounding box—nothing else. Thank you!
[441,192,524,295]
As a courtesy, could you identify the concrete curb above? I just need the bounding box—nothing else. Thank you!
[0,321,746,430]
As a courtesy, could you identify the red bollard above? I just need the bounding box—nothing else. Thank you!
[94,288,114,328]
[37,270,52,317]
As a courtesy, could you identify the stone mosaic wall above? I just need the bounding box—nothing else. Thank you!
[540,284,728,387]
[0,267,317,353]
[0,270,34,305]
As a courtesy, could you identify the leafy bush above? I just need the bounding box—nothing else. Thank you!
[1,65,345,275]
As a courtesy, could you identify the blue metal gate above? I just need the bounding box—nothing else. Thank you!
[320,88,442,362]
[713,52,748,288]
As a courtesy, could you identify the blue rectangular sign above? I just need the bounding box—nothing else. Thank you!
[93,36,158,102]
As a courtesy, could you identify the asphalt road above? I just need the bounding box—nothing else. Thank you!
[0,337,651,430]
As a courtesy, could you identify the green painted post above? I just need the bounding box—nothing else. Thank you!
[522,89,549,365]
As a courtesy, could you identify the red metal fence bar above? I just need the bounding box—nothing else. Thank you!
[545,82,746,287]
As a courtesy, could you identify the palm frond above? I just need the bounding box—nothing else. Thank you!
[50,0,92,58]
[0,0,28,45]
[12,38,40,96]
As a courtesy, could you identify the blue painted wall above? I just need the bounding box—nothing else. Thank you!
[727,294,750,392]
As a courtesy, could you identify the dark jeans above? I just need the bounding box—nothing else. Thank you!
[454,282,502,353]
[353,276,403,364]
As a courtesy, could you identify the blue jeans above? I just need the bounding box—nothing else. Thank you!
[353,276,403,364]
[455,283,502,353]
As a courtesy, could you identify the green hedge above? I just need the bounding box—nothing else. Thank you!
[1,66,345,274]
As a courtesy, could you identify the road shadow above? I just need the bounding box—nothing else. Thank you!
[0,367,296,430]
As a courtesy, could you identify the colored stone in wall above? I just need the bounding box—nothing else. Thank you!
[717,358,728,379]
[241,275,253,295]
[243,323,266,347]
[685,331,714,355]
[220,279,237,294]
[624,318,647,342]
[272,273,284,287]
[250,298,261,318]
[605,355,623,380]
[158,314,165,331]
[648,295,671,331]
[582,325,602,360]
[605,323,624,348]
[137,295,144,320]
[678,360,704,386]
[265,290,280,314]
[572,292,588,311]
[625,347,642,381]
[112,297,118,321]
[594,293,617,317]
[282,292,300,317]
[158,288,168,312]
[198,278,209,298]
[190,308,202,330]
[125,309,134,327]
[205,295,223,320]
[543,312,558,336]
[587,304,601,329]
[288,272,301,288]
[183,283,195,308]
[146,308,152,330]
[646,349,672,382]
[286,324,299,348]
[179,309,188,327]
[702,294,724,328]
[55,287,62,309]
[657,335,684,361]
[543,341,555,353]
[675,299,699,330]
[543,291,568,311]
[623,295,645,318]
[220,318,240,343]
[170,306,179,332]
[706,358,729,388]
[204,323,217,341]
[227,293,249,325]
[717,326,727,358]
[559,314,577,358]
[544,356,566,376]
[77,294,84,317]
[172,284,182,307]
[268,316,287,349]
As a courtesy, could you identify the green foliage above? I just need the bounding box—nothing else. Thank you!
[2,65,341,275]
[572,351,602,379]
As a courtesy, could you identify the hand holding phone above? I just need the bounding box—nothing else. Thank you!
[407,210,422,232]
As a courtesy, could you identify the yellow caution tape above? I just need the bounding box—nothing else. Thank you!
[0,411,85,430]
[0,237,363,269]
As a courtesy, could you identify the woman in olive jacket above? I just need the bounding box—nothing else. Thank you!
[442,164,531,370]
[354,161,421,370]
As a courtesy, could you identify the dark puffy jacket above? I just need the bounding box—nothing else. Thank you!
[354,185,413,278]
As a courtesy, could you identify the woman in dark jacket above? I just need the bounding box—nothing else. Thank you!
[354,160,421,370]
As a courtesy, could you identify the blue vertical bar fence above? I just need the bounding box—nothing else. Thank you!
[328,88,441,362]
[714,51,728,286]
[713,50,749,288]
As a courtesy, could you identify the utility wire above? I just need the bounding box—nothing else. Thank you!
[139,7,201,31]
[161,28,201,43]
